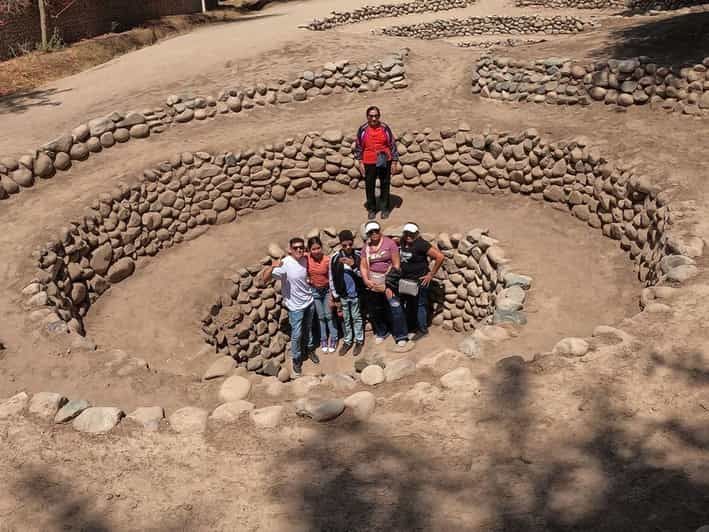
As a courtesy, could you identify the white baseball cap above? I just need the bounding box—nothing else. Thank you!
[403,222,419,234]
[364,221,381,234]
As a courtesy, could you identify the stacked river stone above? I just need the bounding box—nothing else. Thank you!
[202,228,530,377]
[515,0,623,7]
[0,51,409,202]
[472,55,709,115]
[305,0,476,30]
[458,38,547,49]
[380,16,592,39]
[24,126,684,341]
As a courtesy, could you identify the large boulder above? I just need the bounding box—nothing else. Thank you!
[73,407,124,433]
[210,401,255,423]
[0,392,29,418]
[295,398,345,422]
[384,358,416,382]
[344,391,376,420]
[28,392,67,420]
[218,375,251,402]
[107,257,135,283]
[127,406,164,431]
[54,399,90,423]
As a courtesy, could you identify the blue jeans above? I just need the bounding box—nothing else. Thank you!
[341,296,364,344]
[312,286,338,343]
[288,303,315,366]
[402,284,429,334]
[367,290,408,342]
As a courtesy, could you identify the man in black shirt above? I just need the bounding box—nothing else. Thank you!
[399,222,444,338]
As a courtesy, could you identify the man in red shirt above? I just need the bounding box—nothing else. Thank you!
[354,106,400,220]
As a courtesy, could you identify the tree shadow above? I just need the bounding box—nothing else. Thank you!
[14,467,112,531]
[275,351,709,531]
[0,87,72,115]
[13,466,202,531]
[591,11,709,67]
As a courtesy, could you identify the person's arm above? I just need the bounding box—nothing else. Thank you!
[260,259,283,284]
[390,244,401,271]
[386,124,400,174]
[421,245,444,287]
[360,249,372,288]
[329,255,339,300]
[354,124,366,176]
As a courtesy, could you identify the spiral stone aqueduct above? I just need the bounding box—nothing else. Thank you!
[1,0,708,529]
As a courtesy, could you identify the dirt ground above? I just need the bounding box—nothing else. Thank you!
[1,0,709,530]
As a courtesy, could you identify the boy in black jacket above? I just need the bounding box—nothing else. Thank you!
[329,230,365,356]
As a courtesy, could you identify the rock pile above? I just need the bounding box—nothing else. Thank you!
[0,51,409,203]
[202,227,529,377]
[515,0,623,7]
[305,0,475,30]
[380,16,592,40]
[626,0,704,10]
[23,126,683,344]
[457,38,547,49]
[472,55,709,116]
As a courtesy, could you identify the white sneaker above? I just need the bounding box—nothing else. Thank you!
[407,332,416,340]
[396,340,408,347]
[375,336,386,344]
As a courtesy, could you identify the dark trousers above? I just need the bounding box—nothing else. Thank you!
[365,163,391,212]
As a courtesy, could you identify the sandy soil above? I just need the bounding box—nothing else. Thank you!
[1,0,709,530]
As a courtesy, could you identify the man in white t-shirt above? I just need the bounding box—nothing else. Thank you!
[261,237,317,377]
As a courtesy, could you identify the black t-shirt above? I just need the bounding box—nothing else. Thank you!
[400,237,432,279]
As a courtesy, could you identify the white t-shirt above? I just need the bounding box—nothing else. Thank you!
[272,255,314,311]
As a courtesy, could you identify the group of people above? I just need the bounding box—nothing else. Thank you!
[261,221,444,377]
[260,106,445,377]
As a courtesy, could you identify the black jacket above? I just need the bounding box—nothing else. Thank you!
[329,249,363,300]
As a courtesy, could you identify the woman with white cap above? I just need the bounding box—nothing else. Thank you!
[360,220,409,346]
[399,222,445,338]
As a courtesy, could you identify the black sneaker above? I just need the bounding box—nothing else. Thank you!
[367,210,377,220]
[339,342,352,356]
[380,209,391,220]
[353,342,364,357]
[309,350,320,364]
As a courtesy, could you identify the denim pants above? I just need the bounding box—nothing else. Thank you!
[367,290,408,342]
[340,296,364,344]
[311,286,338,343]
[402,284,429,334]
[287,303,315,365]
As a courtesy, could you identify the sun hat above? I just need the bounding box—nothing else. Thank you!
[402,222,419,234]
[364,221,381,235]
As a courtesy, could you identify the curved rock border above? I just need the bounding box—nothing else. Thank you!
[379,15,594,40]
[21,125,697,343]
[457,38,548,49]
[0,50,409,204]
[201,227,531,378]
[514,0,624,8]
[304,0,476,31]
[472,55,709,115]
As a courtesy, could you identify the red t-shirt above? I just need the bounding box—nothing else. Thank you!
[307,254,330,288]
[362,126,391,165]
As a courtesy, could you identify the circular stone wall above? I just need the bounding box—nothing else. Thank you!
[202,226,531,378]
[22,125,689,342]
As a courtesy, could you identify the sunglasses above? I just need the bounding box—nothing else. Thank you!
[292,245,305,251]
[367,114,380,118]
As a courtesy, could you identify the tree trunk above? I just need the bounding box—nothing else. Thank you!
[38,0,48,49]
